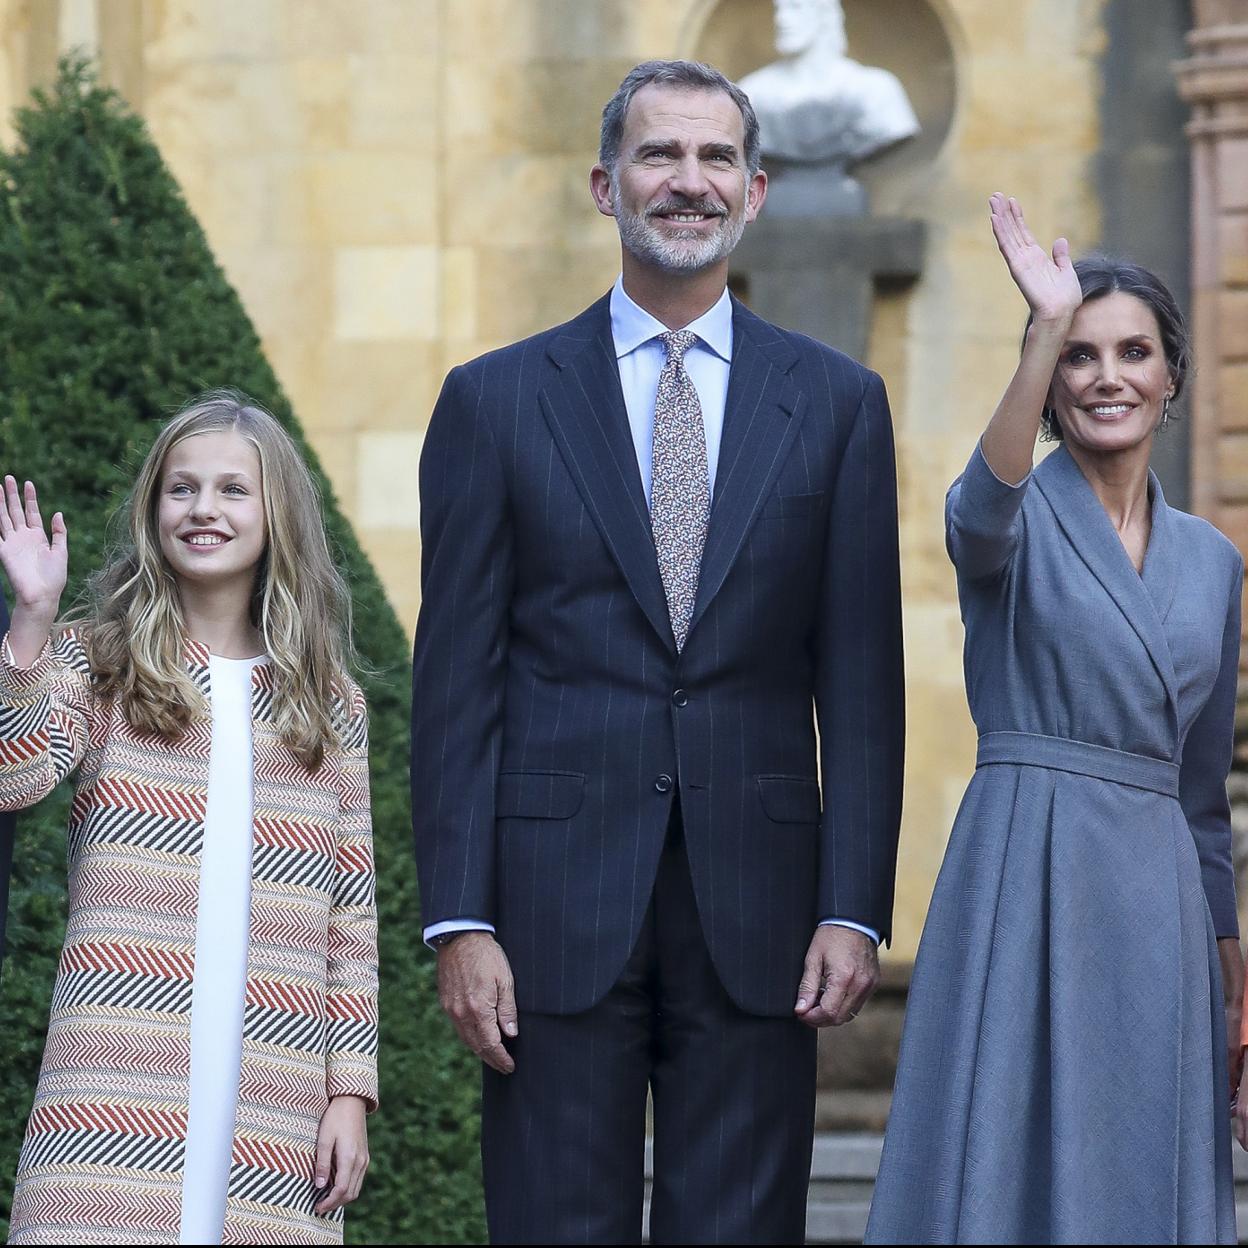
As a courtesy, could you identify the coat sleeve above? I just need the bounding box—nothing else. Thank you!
[1178,553,1242,941]
[815,370,905,943]
[945,440,1032,581]
[411,364,513,929]
[0,593,14,965]
[0,628,91,811]
[326,682,379,1109]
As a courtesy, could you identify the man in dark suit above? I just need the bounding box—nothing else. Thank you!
[0,589,15,973]
[412,58,904,1244]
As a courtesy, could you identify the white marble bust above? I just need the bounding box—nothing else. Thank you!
[739,0,919,165]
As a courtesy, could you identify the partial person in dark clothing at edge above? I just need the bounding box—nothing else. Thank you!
[411,58,904,1245]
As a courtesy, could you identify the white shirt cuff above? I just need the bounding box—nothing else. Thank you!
[819,918,880,946]
[423,918,496,950]
[425,918,877,948]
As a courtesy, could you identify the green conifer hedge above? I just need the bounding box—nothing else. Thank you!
[0,60,485,1244]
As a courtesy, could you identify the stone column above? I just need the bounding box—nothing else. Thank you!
[1175,2,1248,534]
[731,216,925,365]
[1175,1,1248,924]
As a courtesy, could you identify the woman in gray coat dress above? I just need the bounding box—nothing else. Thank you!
[866,194,1244,1244]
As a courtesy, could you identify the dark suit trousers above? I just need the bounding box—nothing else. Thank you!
[481,804,818,1245]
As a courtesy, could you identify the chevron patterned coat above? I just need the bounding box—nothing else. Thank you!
[0,631,378,1246]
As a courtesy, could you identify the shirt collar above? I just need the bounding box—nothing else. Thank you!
[609,275,733,364]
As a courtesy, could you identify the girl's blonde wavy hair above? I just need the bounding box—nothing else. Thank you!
[69,390,356,769]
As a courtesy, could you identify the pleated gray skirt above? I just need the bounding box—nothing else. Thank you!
[865,734,1236,1245]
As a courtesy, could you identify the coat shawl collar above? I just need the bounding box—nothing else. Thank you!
[540,293,804,654]
[1033,444,1180,737]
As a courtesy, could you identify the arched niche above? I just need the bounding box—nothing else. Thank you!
[682,0,959,214]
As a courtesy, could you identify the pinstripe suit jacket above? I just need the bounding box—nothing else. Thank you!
[0,631,378,1245]
[411,293,904,1017]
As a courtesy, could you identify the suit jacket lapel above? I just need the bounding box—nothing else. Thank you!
[687,300,803,638]
[539,296,676,653]
[1034,445,1180,730]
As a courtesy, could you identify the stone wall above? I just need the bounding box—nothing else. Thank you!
[0,0,1112,962]
[1177,5,1248,576]
[1176,0,1248,930]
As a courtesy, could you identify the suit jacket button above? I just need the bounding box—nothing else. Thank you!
[654,774,673,793]
[672,688,688,707]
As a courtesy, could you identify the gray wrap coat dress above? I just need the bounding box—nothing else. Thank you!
[866,441,1242,1245]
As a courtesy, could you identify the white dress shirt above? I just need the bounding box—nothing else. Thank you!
[610,276,732,506]
[423,278,879,948]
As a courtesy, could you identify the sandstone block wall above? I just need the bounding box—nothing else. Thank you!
[0,0,1109,961]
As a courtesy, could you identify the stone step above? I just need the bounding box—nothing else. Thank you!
[804,1134,880,1244]
[643,1133,1248,1243]
[814,1088,891,1133]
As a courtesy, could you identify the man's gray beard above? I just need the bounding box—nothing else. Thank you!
[613,188,746,273]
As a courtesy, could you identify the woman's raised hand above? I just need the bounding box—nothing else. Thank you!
[0,475,68,618]
[989,192,1083,326]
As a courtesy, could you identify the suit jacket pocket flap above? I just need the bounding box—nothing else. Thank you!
[761,490,824,520]
[497,770,586,819]
[756,775,822,823]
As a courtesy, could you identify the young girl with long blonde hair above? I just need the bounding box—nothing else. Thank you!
[0,391,378,1246]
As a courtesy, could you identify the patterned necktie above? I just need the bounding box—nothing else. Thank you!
[650,329,710,653]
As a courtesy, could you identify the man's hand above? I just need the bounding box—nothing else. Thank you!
[1219,937,1244,1100]
[1235,1058,1248,1151]
[437,932,519,1074]
[1228,997,1244,1104]
[793,925,879,1028]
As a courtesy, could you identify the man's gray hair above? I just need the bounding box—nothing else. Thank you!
[599,59,762,178]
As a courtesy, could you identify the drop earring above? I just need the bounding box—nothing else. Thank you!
[1039,408,1058,443]
[1157,394,1171,434]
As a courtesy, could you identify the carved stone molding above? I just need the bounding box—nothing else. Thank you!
[1177,3,1248,803]
[1193,0,1248,29]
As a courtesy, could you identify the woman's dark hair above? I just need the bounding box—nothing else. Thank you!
[1025,255,1191,440]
